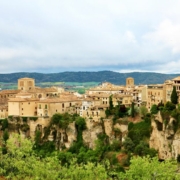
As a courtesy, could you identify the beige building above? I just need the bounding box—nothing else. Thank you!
[0,89,20,104]
[146,84,164,109]
[8,97,39,117]
[87,82,124,95]
[18,77,35,91]
[37,98,81,117]
[112,94,132,107]
[126,77,134,87]
[171,77,180,103]
[0,105,8,119]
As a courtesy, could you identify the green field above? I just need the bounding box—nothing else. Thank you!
[0,82,100,94]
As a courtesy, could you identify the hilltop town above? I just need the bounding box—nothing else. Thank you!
[1,76,180,178]
[0,76,179,134]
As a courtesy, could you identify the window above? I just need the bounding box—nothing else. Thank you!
[62,103,64,108]
[22,108,23,110]
[39,104,41,109]
[45,104,47,109]
[38,94,42,98]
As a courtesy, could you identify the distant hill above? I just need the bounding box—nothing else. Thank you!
[0,71,179,85]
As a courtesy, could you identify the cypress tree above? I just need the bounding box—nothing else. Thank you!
[171,86,178,104]
[109,95,113,110]
[131,102,135,118]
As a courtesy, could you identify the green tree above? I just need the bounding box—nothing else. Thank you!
[75,116,86,142]
[131,102,135,117]
[122,137,135,152]
[139,105,148,118]
[75,117,86,131]
[150,104,158,114]
[51,113,62,125]
[1,118,8,130]
[3,129,9,143]
[109,95,113,110]
[105,108,110,118]
[0,134,110,180]
[34,130,42,147]
[171,86,178,104]
[119,156,180,179]
[164,101,176,111]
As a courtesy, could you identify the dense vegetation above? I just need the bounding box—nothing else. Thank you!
[0,134,179,179]
[0,71,179,84]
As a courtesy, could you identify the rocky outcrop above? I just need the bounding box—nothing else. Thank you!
[82,119,128,149]
[7,116,128,151]
[150,112,180,159]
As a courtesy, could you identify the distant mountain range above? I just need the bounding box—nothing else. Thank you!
[0,71,179,85]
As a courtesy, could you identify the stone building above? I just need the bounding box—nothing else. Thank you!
[18,77,35,91]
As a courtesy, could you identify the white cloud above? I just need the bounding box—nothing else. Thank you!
[0,1,179,73]
[144,19,180,54]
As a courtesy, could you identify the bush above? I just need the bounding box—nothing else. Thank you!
[109,140,121,151]
[150,104,158,114]
[30,116,38,121]
[122,137,135,152]
[164,101,176,111]
[22,117,28,122]
[1,118,8,130]
[128,121,151,146]
[128,122,134,131]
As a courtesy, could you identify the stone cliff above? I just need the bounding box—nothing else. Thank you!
[150,111,180,160]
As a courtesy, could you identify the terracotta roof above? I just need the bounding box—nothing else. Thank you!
[0,90,20,94]
[0,105,8,109]
[172,76,180,81]
[88,93,110,98]
[39,97,81,103]
[8,97,39,102]
[16,92,32,96]
[113,94,132,98]
[28,87,57,93]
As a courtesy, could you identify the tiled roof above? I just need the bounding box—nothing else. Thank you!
[8,97,39,102]
[39,97,81,103]
[172,76,180,81]
[0,90,20,94]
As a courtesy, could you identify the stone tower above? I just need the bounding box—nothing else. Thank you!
[126,77,134,87]
[18,77,35,91]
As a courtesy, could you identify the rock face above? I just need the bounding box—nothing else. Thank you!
[7,117,128,151]
[83,119,128,149]
[150,112,180,159]
[83,119,103,149]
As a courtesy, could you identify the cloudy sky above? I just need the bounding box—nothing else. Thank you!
[0,0,180,74]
